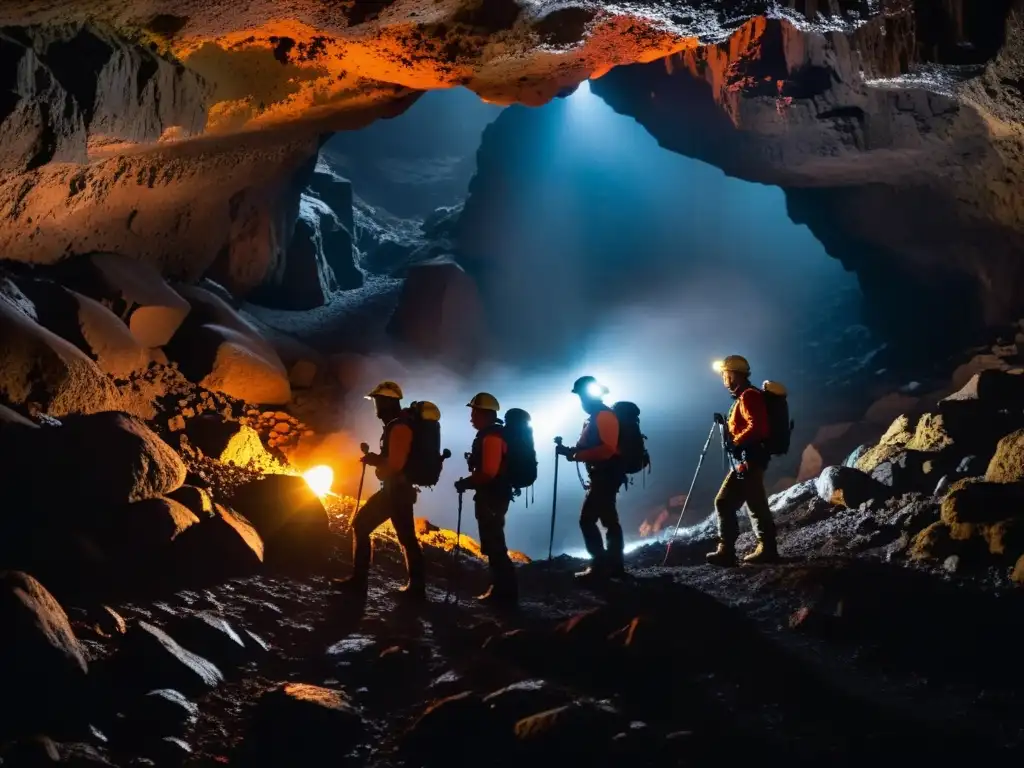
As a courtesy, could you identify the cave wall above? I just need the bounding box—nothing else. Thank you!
[587,8,1024,327]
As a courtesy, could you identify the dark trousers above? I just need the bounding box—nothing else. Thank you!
[351,481,424,584]
[475,489,516,595]
[579,474,624,570]
[714,466,776,548]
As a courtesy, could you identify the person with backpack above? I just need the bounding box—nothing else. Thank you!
[706,355,779,566]
[338,380,427,598]
[454,393,519,606]
[556,375,627,581]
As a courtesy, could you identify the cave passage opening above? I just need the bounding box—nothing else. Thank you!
[309,83,932,559]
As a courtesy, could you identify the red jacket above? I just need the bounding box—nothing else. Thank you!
[728,386,770,447]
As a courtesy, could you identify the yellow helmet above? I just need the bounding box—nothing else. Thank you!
[366,380,403,400]
[467,392,500,411]
[717,355,750,375]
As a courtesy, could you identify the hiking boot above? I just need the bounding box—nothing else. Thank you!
[742,541,778,564]
[574,565,607,581]
[476,585,518,606]
[705,543,738,567]
[397,580,427,600]
[334,574,368,592]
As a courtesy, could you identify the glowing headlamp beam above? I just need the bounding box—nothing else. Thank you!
[585,382,605,398]
[712,360,724,373]
[303,465,334,497]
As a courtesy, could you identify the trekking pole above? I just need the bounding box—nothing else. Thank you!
[354,442,369,513]
[662,423,717,566]
[445,491,464,604]
[548,437,563,561]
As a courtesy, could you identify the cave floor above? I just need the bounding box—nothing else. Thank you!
[69,504,1024,767]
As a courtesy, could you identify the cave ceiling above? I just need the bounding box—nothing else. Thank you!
[0,1,1022,324]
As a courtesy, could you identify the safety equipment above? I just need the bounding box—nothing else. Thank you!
[761,380,793,456]
[612,401,650,477]
[366,380,403,400]
[355,442,370,511]
[705,542,738,567]
[719,356,751,375]
[662,421,719,566]
[502,408,538,491]
[445,490,465,604]
[571,375,608,397]
[399,400,445,487]
[548,437,563,561]
[467,392,500,411]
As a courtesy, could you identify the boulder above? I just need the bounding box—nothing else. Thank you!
[167,323,291,405]
[985,428,1024,483]
[868,450,933,493]
[172,504,265,580]
[769,479,816,513]
[0,571,89,739]
[28,412,186,505]
[386,260,487,368]
[854,415,914,473]
[15,278,148,378]
[225,474,330,568]
[58,252,191,348]
[166,485,214,519]
[482,681,568,727]
[797,422,878,482]
[0,299,119,417]
[242,683,365,763]
[184,414,274,469]
[115,689,199,743]
[905,412,954,453]
[114,621,224,697]
[288,359,318,388]
[941,369,1024,409]
[1012,554,1024,585]
[173,284,281,364]
[513,702,623,759]
[909,522,957,562]
[250,198,339,310]
[950,354,1009,391]
[403,692,504,762]
[99,497,200,571]
[815,466,890,509]
[940,481,1024,526]
[0,402,37,429]
[164,612,251,670]
[864,393,920,426]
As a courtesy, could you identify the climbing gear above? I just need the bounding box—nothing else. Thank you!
[366,380,403,400]
[400,401,446,487]
[548,437,562,561]
[571,375,608,397]
[705,542,738,567]
[502,408,538,494]
[444,491,465,604]
[718,355,750,375]
[761,380,794,456]
[466,392,500,411]
[742,540,779,564]
[354,441,369,512]
[662,421,717,566]
[612,401,650,482]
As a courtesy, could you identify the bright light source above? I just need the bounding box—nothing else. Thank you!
[303,465,334,496]
[585,381,605,398]
[711,360,724,373]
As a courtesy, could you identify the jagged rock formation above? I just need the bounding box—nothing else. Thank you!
[0,1,1018,331]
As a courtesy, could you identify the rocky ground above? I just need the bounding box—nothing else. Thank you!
[5,349,1024,766]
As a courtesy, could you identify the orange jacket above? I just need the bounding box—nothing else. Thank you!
[575,409,619,463]
[728,387,769,448]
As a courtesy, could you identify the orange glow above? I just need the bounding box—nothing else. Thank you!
[303,465,334,497]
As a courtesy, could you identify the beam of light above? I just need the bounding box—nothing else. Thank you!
[711,359,724,373]
[303,465,334,497]
[563,540,653,560]
[585,381,605,398]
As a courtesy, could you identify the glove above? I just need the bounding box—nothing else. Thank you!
[713,412,726,426]
[555,444,575,459]
[454,477,472,493]
[361,452,381,467]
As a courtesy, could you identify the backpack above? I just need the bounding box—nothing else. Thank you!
[761,381,793,456]
[611,401,650,475]
[501,408,538,491]
[401,400,444,486]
